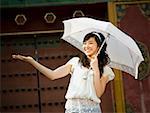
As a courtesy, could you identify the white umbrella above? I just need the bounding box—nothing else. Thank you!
[61,17,144,79]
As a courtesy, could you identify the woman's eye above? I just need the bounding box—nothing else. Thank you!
[83,41,94,45]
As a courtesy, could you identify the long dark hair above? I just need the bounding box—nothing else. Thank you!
[80,32,110,77]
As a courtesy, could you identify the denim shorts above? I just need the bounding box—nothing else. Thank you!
[65,98,101,113]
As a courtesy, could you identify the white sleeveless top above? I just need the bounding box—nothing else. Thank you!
[65,57,115,103]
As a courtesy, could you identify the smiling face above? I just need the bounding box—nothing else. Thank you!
[83,37,100,59]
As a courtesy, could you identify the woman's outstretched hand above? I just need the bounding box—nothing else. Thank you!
[12,54,33,62]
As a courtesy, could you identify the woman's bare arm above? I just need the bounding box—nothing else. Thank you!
[12,55,71,80]
[90,56,109,97]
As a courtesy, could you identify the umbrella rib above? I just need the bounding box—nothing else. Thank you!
[128,47,135,68]
[97,33,110,56]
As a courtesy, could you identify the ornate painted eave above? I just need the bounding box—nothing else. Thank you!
[0,0,108,8]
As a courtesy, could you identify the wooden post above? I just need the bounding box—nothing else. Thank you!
[108,2,126,113]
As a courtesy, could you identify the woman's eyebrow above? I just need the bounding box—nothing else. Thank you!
[88,40,94,43]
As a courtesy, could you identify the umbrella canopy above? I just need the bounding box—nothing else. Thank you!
[61,17,144,79]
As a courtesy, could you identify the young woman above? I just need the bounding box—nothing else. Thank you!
[12,32,115,113]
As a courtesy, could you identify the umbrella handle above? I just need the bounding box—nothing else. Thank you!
[96,33,110,56]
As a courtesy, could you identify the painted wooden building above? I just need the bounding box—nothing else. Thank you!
[1,0,150,113]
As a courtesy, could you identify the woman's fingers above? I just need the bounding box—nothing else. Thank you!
[12,54,21,59]
[90,57,98,68]
[12,54,26,60]
[12,54,33,62]
[12,55,18,59]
